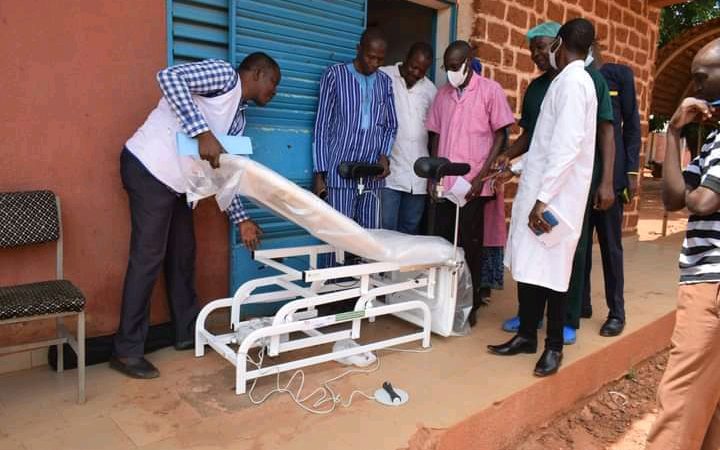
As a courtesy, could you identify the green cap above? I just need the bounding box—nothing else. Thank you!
[526,21,561,41]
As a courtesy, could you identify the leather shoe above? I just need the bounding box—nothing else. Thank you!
[533,349,563,377]
[174,338,194,351]
[109,356,160,379]
[487,335,537,356]
[600,317,625,337]
[580,307,593,319]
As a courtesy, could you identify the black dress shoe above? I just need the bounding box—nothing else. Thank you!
[580,307,593,319]
[174,339,194,351]
[487,335,538,356]
[600,317,625,337]
[533,349,563,377]
[110,356,160,379]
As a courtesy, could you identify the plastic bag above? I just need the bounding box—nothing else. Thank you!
[451,263,474,336]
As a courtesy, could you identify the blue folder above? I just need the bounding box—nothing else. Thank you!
[176,132,253,157]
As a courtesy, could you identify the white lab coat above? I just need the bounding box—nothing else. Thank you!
[504,60,597,292]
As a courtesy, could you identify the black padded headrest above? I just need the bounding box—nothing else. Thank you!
[338,162,384,179]
[414,157,470,180]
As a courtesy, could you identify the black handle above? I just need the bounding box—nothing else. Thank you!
[382,381,401,403]
[338,162,384,180]
[414,157,470,180]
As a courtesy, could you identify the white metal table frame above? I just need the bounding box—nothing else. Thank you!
[195,244,460,395]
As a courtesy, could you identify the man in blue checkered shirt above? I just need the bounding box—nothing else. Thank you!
[111,53,281,380]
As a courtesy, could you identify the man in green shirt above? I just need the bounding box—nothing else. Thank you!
[493,21,615,345]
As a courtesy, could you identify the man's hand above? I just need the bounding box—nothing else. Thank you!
[669,98,715,131]
[492,154,511,172]
[197,131,224,169]
[466,176,485,201]
[312,173,327,199]
[492,169,515,185]
[528,200,552,235]
[377,155,390,179]
[594,182,615,210]
[239,219,263,252]
[627,174,639,200]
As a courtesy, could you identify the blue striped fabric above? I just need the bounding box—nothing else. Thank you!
[320,187,381,268]
[327,188,381,229]
[312,63,398,190]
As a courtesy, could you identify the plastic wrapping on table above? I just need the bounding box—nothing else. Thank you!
[183,155,458,266]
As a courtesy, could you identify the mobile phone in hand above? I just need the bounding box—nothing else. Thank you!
[533,210,559,235]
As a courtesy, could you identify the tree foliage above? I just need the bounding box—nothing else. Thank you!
[658,0,720,47]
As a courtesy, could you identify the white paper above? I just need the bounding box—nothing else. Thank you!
[535,205,575,248]
[444,177,471,207]
[176,132,253,157]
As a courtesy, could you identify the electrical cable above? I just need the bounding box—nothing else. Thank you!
[244,344,432,415]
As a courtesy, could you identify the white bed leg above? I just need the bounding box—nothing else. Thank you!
[236,352,248,395]
[195,297,232,357]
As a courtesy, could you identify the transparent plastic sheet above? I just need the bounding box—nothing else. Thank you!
[451,263,473,336]
[183,155,457,266]
[183,155,473,334]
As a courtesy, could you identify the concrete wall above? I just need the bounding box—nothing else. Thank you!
[460,0,662,234]
[0,0,231,353]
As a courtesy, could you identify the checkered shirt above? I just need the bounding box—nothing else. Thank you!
[158,59,249,223]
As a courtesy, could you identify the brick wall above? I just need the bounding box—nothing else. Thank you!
[458,0,662,235]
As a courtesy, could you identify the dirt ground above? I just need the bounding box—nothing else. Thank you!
[508,351,668,450]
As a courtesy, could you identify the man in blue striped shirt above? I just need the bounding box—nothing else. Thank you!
[111,54,280,380]
[312,28,398,230]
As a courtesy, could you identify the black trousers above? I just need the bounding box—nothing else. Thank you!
[582,199,625,321]
[434,198,487,301]
[114,148,200,358]
[518,282,568,352]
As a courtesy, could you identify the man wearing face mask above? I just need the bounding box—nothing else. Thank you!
[645,38,720,450]
[425,40,515,325]
[112,54,280,379]
[487,18,598,377]
[379,42,437,234]
[312,28,398,230]
[492,22,615,346]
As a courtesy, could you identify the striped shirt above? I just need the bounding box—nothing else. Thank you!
[156,59,248,223]
[313,63,398,190]
[680,130,720,284]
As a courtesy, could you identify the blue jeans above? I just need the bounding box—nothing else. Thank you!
[381,188,426,234]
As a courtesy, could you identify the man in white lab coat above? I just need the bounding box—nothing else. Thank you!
[487,18,598,377]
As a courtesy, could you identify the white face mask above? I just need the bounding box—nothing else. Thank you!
[447,61,468,88]
[584,47,594,67]
[549,37,562,70]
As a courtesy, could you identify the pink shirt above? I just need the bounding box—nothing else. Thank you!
[425,72,515,247]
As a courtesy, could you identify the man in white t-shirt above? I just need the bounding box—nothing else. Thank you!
[380,42,437,234]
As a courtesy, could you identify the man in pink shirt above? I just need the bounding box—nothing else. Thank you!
[426,40,515,326]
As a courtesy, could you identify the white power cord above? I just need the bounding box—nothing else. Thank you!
[244,345,432,415]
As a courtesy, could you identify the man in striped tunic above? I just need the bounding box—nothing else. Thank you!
[646,38,720,450]
[312,28,398,229]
